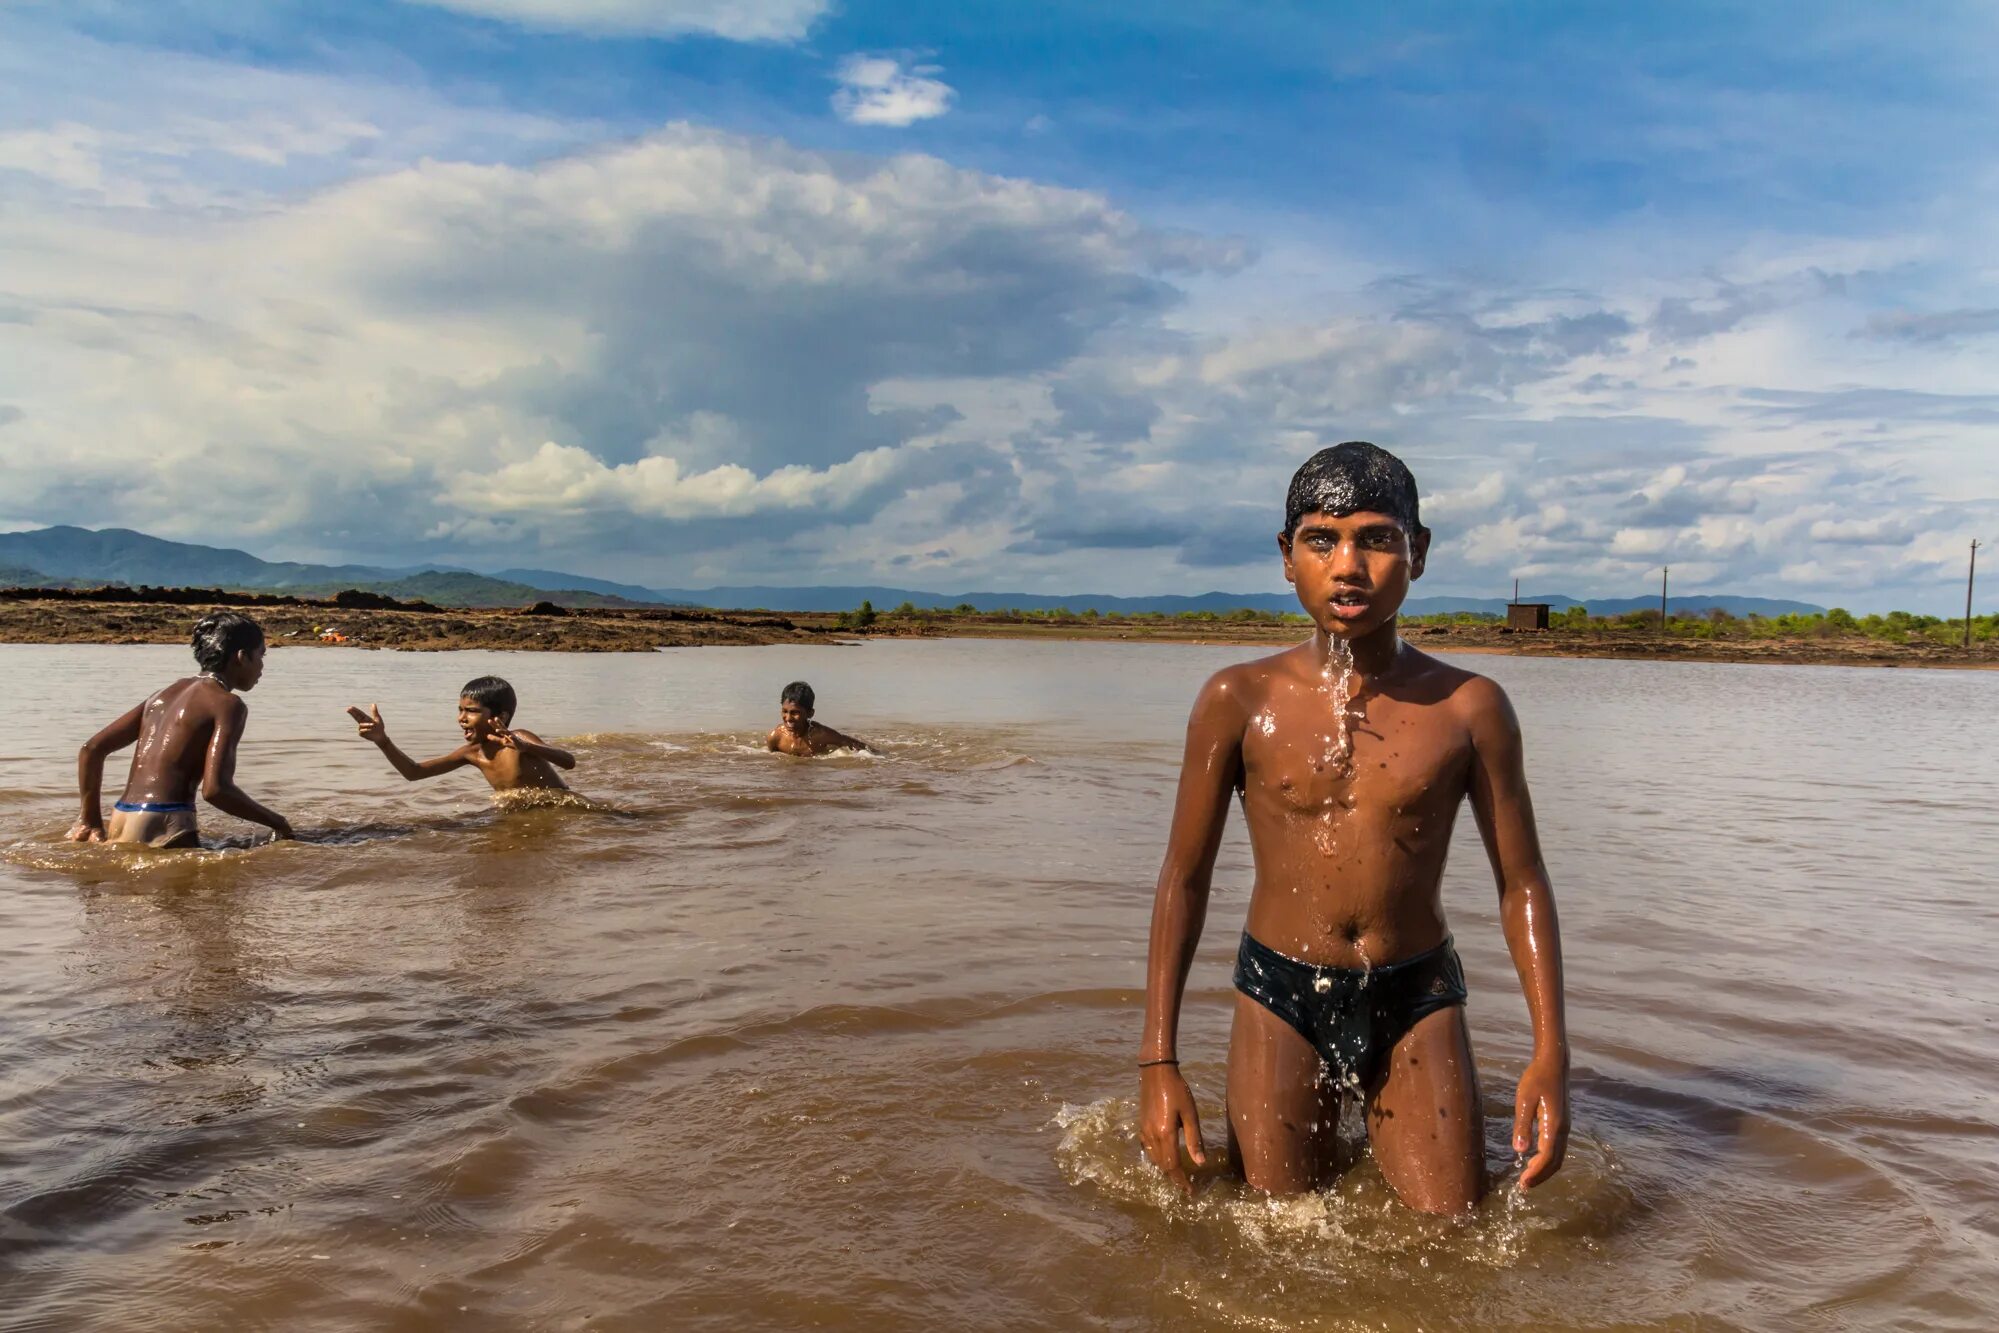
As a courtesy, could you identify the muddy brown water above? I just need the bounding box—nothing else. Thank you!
[2,641,1995,1332]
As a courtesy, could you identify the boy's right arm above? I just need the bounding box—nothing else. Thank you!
[1138,669,1247,1193]
[346,705,471,780]
[70,703,145,840]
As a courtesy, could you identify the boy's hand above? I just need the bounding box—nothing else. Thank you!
[346,704,387,743]
[1138,1064,1207,1195]
[270,817,295,842]
[492,728,518,751]
[66,819,105,843]
[1513,1052,1570,1190]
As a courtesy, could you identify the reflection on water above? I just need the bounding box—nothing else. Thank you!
[1,641,1996,1331]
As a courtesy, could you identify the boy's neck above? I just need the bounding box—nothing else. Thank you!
[1312,618,1401,677]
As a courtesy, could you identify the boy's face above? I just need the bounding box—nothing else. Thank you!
[458,696,506,742]
[780,700,813,735]
[1279,509,1429,639]
[227,642,267,691]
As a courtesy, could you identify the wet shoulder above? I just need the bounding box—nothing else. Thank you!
[212,687,249,723]
[1397,644,1513,729]
[1192,647,1294,720]
[148,675,197,702]
[158,676,238,720]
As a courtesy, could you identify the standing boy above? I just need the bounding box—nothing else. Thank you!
[766,681,874,756]
[1138,441,1569,1215]
[69,610,292,847]
[347,675,574,792]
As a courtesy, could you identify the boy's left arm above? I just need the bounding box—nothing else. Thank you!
[818,726,874,754]
[499,728,575,770]
[1463,676,1569,1190]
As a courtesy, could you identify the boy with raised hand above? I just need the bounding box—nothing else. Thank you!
[1138,441,1569,1215]
[347,675,575,793]
[69,610,293,848]
[766,680,875,756]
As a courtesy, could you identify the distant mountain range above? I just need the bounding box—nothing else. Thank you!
[0,525,1829,618]
[0,528,659,609]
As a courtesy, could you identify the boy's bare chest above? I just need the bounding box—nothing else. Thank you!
[1241,686,1469,818]
[471,746,529,780]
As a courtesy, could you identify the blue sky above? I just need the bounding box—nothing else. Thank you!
[1,0,1995,608]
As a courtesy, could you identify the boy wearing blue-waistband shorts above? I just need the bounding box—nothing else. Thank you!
[68,610,292,848]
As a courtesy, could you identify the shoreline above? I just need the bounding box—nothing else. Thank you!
[0,596,841,652]
[887,621,1995,669]
[0,596,1991,669]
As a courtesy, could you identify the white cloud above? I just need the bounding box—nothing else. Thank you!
[0,32,1993,608]
[0,121,1203,576]
[402,0,828,40]
[832,56,955,127]
[463,440,906,519]
[0,27,588,213]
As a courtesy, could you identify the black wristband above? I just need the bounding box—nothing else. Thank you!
[1138,1058,1179,1068]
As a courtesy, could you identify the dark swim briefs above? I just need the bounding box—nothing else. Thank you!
[1233,931,1468,1092]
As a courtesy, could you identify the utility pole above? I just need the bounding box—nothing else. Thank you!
[1969,539,1981,650]
[1513,577,1519,605]
[1660,565,1669,634]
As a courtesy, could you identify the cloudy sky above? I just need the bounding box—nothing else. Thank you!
[2,1,1995,609]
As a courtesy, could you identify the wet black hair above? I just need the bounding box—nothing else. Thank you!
[190,611,265,674]
[459,675,517,721]
[1284,441,1424,538]
[780,681,815,711]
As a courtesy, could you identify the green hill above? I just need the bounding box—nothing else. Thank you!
[0,529,666,608]
[0,525,429,588]
[0,564,68,589]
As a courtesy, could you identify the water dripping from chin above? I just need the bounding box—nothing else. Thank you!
[1312,635,1357,857]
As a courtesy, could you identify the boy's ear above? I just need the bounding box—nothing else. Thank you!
[1410,526,1432,581]
[1277,531,1297,585]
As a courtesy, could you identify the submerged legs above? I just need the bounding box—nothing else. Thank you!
[1224,995,1484,1214]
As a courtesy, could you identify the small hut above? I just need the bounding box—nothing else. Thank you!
[1506,602,1551,631]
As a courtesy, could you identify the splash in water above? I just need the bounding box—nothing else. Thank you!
[1051,1096,1627,1283]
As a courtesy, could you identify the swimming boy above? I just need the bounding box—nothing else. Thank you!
[1138,441,1568,1215]
[766,681,874,756]
[68,610,293,847]
[346,675,575,792]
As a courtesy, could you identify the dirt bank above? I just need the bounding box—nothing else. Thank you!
[4,596,1993,668]
[836,612,1999,669]
[0,597,841,652]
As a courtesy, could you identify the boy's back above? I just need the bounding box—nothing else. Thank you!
[122,677,238,806]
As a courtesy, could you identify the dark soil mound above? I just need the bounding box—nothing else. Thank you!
[332,588,442,613]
